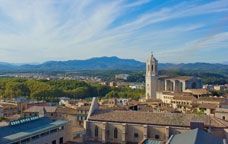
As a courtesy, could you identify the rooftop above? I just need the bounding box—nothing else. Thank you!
[76,105,90,111]
[198,97,224,102]
[56,107,77,115]
[198,103,218,109]
[185,89,209,95]
[23,106,57,113]
[173,96,196,101]
[166,76,193,81]
[169,128,224,144]
[89,110,227,128]
[0,117,68,144]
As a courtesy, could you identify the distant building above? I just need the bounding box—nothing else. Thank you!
[105,98,129,107]
[0,117,70,144]
[115,74,129,80]
[197,103,218,115]
[203,84,214,90]
[129,83,144,89]
[109,81,117,87]
[23,106,57,118]
[214,85,225,91]
[76,105,90,126]
[0,102,18,117]
[171,95,197,113]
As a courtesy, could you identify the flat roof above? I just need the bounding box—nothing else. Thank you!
[0,117,68,144]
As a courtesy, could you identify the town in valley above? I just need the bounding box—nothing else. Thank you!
[0,0,227,144]
[0,53,227,144]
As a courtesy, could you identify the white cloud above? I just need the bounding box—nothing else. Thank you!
[0,0,227,63]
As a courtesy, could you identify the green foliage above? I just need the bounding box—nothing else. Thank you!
[0,117,8,122]
[127,72,145,82]
[0,78,144,101]
[0,78,113,102]
[0,78,29,99]
[105,86,144,100]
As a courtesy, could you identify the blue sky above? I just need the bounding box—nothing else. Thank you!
[0,0,227,63]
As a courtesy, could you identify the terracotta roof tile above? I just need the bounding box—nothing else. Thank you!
[89,110,227,128]
[198,103,218,109]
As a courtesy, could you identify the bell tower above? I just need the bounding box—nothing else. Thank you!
[145,52,158,99]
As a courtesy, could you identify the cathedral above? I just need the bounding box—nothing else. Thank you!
[145,53,202,100]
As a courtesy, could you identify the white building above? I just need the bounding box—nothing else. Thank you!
[115,74,129,80]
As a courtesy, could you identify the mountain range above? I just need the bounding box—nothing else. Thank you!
[0,56,227,73]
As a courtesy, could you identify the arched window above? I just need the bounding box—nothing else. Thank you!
[155,135,160,139]
[114,128,118,138]
[95,126,98,137]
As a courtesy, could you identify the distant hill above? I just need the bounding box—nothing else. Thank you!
[19,56,144,71]
[0,57,227,74]
[159,63,228,74]
[0,62,17,71]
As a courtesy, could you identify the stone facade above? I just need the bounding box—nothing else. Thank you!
[215,108,228,121]
[85,121,171,144]
[85,118,227,144]
[145,53,202,100]
[164,76,202,93]
[145,53,158,99]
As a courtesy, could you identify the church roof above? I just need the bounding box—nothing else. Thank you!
[89,110,227,128]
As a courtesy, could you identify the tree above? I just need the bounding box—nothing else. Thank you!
[4,81,29,99]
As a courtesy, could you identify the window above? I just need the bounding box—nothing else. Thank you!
[31,135,39,140]
[95,126,99,137]
[107,130,110,138]
[52,140,56,144]
[134,133,139,138]
[155,135,160,139]
[222,116,225,120]
[59,137,63,144]
[21,138,30,144]
[114,128,118,138]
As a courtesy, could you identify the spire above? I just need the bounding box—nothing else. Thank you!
[148,51,155,62]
